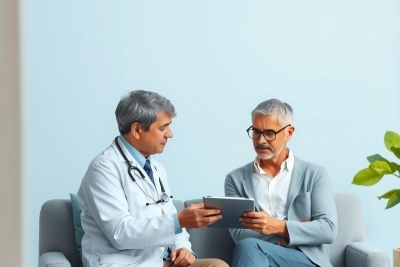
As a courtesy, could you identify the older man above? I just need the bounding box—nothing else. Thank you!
[78,90,228,267]
[225,99,337,267]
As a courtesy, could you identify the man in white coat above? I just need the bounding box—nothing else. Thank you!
[78,90,228,267]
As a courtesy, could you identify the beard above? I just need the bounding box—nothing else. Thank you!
[256,141,286,160]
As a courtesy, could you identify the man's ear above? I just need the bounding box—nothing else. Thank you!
[130,122,141,139]
[286,126,295,141]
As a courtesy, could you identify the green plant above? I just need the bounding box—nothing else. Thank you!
[352,131,400,209]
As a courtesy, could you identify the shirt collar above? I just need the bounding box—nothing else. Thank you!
[254,149,294,175]
[119,135,149,168]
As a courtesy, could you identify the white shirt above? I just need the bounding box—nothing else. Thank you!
[252,150,294,220]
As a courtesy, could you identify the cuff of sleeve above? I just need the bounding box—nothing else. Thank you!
[173,213,182,234]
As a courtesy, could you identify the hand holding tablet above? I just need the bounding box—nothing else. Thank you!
[203,196,255,228]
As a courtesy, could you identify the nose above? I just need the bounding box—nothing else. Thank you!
[165,128,173,138]
[257,133,267,144]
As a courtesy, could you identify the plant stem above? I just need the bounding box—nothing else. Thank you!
[393,173,400,178]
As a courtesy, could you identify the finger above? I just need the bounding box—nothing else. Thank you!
[199,209,221,216]
[241,223,264,233]
[188,253,196,264]
[243,211,267,217]
[195,215,223,228]
[242,222,265,230]
[243,223,263,229]
[203,215,223,224]
[187,203,204,209]
[239,217,264,223]
[170,250,177,261]
[174,249,189,266]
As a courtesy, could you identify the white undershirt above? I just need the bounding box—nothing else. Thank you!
[252,150,294,220]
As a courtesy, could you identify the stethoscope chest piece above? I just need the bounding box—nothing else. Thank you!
[161,193,170,202]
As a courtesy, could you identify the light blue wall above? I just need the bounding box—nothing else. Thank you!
[22,0,400,265]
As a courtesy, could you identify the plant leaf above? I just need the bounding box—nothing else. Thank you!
[369,161,394,175]
[384,131,400,151]
[367,154,389,163]
[385,192,400,209]
[389,162,400,173]
[377,189,400,199]
[352,168,384,186]
[390,147,400,160]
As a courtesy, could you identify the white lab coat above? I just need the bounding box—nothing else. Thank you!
[77,138,193,267]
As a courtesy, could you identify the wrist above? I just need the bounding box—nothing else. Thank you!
[275,220,288,236]
[177,212,184,228]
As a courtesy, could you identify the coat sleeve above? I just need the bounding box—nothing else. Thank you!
[78,156,176,250]
[284,167,338,246]
[157,164,193,253]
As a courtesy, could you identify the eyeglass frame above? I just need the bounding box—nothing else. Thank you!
[246,124,291,141]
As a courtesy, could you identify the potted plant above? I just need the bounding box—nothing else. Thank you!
[352,131,400,267]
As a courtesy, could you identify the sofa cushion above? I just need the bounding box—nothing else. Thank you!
[69,193,84,267]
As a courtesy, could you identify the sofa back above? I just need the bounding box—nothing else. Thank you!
[39,199,80,267]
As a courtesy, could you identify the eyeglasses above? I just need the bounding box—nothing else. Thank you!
[246,124,291,141]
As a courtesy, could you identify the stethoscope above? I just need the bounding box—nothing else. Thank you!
[114,136,173,207]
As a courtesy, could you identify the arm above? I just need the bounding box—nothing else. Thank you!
[284,167,338,246]
[224,174,280,244]
[39,252,70,267]
[345,242,390,267]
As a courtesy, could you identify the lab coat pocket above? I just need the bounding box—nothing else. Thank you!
[100,254,143,266]
[291,192,311,221]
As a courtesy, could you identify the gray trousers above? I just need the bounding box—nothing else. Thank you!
[232,238,317,267]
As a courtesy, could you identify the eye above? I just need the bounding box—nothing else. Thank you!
[263,131,275,138]
[160,128,166,131]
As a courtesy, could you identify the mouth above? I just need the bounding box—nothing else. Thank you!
[257,147,272,151]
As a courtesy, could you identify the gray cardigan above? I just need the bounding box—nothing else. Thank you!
[224,156,338,267]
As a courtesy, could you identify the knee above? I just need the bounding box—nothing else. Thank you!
[234,237,262,254]
[211,259,229,267]
[233,237,260,256]
[197,258,228,267]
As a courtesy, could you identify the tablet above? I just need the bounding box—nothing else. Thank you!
[203,196,255,228]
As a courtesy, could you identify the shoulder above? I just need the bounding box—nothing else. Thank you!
[294,156,329,180]
[226,162,253,181]
[295,156,325,171]
[83,145,122,182]
[90,145,119,168]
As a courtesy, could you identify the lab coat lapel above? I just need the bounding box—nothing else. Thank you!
[241,163,260,211]
[285,156,304,211]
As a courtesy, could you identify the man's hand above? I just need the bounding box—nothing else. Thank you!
[240,211,288,237]
[178,203,222,229]
[170,248,195,266]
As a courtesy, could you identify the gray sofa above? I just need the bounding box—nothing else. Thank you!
[39,193,389,267]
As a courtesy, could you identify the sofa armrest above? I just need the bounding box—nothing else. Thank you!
[345,242,390,267]
[39,252,71,267]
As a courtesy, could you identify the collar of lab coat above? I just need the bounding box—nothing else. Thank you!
[112,137,160,191]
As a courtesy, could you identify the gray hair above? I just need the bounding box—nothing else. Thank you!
[251,99,293,125]
[115,90,176,134]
